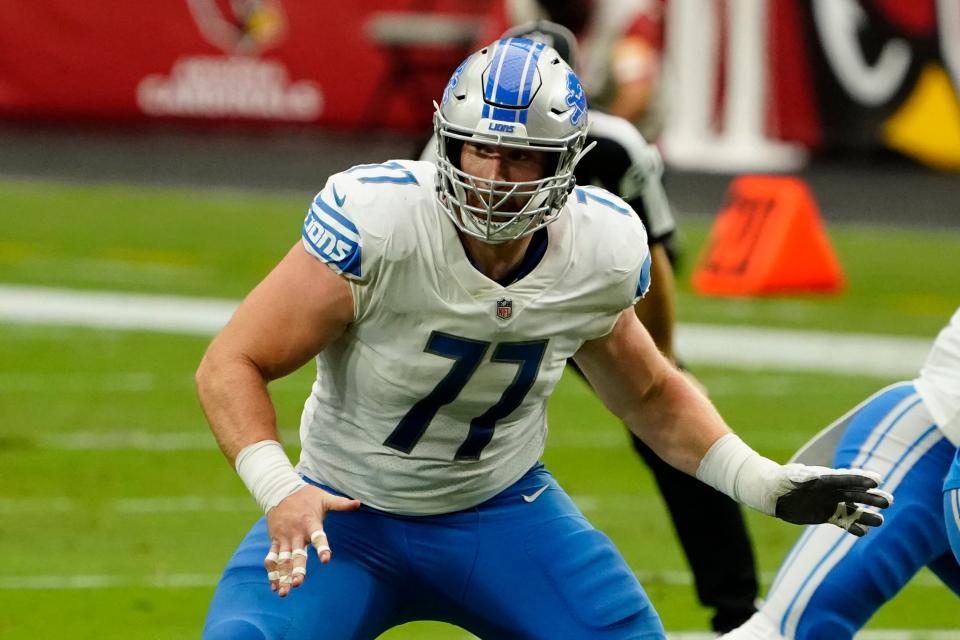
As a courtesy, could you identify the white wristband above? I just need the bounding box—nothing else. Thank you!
[695,433,782,516]
[235,440,307,514]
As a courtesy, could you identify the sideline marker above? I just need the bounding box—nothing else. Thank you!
[692,176,845,296]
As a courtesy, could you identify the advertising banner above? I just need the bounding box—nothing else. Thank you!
[791,0,960,169]
[0,0,491,130]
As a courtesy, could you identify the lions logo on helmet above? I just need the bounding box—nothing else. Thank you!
[433,38,593,244]
[564,71,586,127]
[442,59,467,106]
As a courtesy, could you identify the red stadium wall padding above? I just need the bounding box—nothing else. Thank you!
[2,0,958,166]
[0,0,494,131]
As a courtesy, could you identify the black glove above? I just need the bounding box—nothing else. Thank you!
[773,465,893,537]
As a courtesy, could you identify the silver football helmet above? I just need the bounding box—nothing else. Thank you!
[433,38,592,243]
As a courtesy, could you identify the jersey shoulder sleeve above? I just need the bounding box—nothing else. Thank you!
[570,185,652,308]
[587,111,676,242]
[300,160,432,281]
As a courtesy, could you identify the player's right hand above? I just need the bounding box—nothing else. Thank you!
[263,485,361,597]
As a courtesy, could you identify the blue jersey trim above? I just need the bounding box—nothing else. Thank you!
[357,175,419,185]
[314,194,359,235]
[347,161,420,185]
[302,209,361,277]
[575,187,633,216]
[636,253,652,299]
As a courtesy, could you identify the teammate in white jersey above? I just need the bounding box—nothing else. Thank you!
[721,308,960,640]
[198,38,891,639]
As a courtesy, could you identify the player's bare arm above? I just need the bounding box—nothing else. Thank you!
[196,242,360,597]
[574,308,726,474]
[574,309,893,535]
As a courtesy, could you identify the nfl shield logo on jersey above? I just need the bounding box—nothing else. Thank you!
[496,298,513,320]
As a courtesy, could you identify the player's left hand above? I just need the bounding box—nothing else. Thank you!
[772,465,893,536]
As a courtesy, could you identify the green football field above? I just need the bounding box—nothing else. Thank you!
[1,179,958,639]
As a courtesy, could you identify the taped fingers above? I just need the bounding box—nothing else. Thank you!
[264,540,280,592]
[311,528,332,563]
[291,548,308,587]
[276,548,295,597]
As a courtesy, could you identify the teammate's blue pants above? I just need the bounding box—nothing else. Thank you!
[755,383,960,640]
[204,463,664,639]
[944,447,960,567]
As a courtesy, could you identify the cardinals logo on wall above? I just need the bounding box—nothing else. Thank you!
[805,0,960,169]
[137,0,322,121]
[187,0,286,55]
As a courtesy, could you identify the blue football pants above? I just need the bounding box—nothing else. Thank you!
[750,383,960,639]
[944,447,960,567]
[204,463,665,639]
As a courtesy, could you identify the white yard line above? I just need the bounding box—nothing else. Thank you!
[675,324,930,379]
[0,285,235,335]
[0,573,220,590]
[0,285,934,377]
[31,428,300,451]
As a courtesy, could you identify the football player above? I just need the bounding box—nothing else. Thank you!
[721,308,960,640]
[198,39,891,639]
[423,19,759,632]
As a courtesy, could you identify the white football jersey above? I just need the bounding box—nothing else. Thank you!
[297,159,650,515]
[914,307,960,445]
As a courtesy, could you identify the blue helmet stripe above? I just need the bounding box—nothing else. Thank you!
[483,39,546,124]
[517,42,545,124]
[493,40,528,122]
[517,42,545,107]
[484,40,510,107]
[489,107,517,122]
